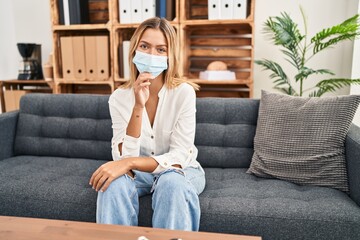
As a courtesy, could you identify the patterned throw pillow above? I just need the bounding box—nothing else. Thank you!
[247,90,360,192]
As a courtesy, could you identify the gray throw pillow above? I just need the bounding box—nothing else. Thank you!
[247,90,360,192]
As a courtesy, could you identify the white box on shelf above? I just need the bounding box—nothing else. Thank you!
[131,0,143,23]
[142,0,156,21]
[208,0,221,20]
[233,0,247,19]
[119,0,131,23]
[199,70,236,80]
[220,0,233,20]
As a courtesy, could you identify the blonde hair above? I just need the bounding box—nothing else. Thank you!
[122,17,199,90]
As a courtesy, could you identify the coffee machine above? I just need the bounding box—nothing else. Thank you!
[17,43,44,80]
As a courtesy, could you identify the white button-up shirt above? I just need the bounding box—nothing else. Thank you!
[109,83,201,174]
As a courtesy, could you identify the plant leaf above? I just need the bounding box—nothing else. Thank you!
[264,12,305,70]
[311,14,360,55]
[294,67,334,82]
[255,59,298,95]
[308,78,360,97]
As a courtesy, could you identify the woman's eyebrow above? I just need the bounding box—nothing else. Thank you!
[139,40,167,47]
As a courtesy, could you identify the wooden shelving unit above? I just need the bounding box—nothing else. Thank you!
[49,0,255,97]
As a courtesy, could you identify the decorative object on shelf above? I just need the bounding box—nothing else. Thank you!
[256,8,360,97]
[199,61,236,80]
[43,53,54,82]
[17,43,43,80]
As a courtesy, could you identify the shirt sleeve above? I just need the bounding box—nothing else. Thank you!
[152,86,197,173]
[109,91,141,161]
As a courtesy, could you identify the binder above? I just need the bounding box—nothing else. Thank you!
[208,0,221,20]
[72,36,86,80]
[60,36,75,80]
[96,36,110,80]
[131,0,143,23]
[84,36,98,80]
[233,0,247,19]
[119,0,131,23]
[142,0,156,21]
[220,0,233,20]
[122,41,130,79]
[63,0,70,25]
[156,0,166,18]
[166,0,175,21]
[68,0,89,24]
[58,0,65,24]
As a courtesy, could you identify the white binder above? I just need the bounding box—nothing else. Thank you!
[131,0,143,23]
[142,0,156,21]
[122,41,130,79]
[63,0,70,25]
[233,0,247,19]
[208,0,221,20]
[119,0,131,24]
[220,0,233,20]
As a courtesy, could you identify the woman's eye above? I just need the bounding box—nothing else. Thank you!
[140,44,148,49]
[158,48,167,53]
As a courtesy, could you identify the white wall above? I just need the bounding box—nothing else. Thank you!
[254,0,358,98]
[0,0,52,80]
[351,1,360,126]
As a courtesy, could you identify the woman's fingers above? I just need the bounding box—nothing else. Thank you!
[100,177,115,192]
[95,175,109,192]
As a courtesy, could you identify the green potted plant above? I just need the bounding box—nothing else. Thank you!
[256,8,360,97]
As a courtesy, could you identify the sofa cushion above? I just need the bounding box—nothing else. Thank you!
[14,94,113,160]
[195,98,259,168]
[248,91,360,192]
[199,168,360,240]
[0,155,105,222]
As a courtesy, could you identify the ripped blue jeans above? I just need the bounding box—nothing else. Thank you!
[96,166,206,231]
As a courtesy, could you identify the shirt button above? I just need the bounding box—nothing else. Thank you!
[151,135,154,139]
[164,162,168,166]
[151,152,154,155]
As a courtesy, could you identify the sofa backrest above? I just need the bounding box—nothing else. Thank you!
[195,98,259,168]
[14,94,113,160]
[14,94,260,166]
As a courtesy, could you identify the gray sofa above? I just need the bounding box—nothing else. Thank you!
[0,93,359,240]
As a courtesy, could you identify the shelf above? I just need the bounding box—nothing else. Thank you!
[54,79,113,85]
[113,21,180,30]
[189,79,252,85]
[52,24,109,31]
[182,19,252,26]
[114,79,129,83]
[49,0,255,97]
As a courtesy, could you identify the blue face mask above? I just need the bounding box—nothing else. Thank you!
[132,50,168,78]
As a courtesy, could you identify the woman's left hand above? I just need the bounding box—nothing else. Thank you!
[89,159,131,192]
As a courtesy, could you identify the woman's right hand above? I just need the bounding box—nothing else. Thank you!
[134,72,153,108]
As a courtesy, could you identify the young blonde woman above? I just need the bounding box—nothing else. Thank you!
[89,17,206,231]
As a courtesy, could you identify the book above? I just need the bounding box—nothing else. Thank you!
[63,0,70,25]
[122,41,130,79]
[69,0,90,24]
[58,0,65,24]
[156,0,166,18]
[166,0,175,21]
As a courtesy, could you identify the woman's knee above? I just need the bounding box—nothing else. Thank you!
[101,174,135,195]
[155,170,190,194]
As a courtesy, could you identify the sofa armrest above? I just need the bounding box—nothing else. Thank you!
[346,123,360,206]
[0,111,19,161]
